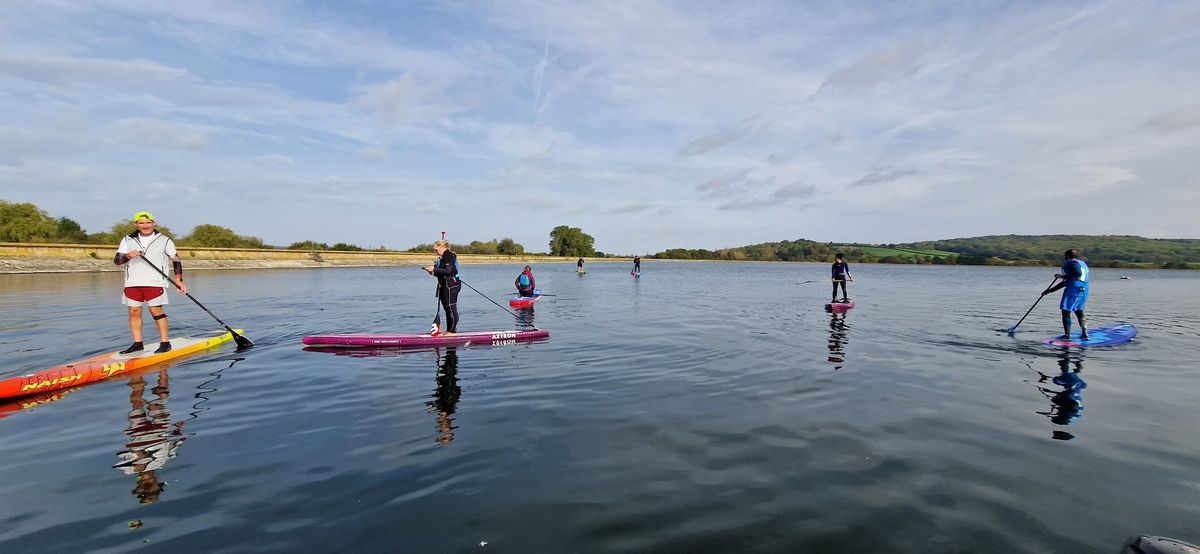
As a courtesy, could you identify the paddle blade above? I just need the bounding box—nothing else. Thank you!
[430,320,441,336]
[231,330,255,349]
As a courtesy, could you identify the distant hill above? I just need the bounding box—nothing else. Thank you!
[895,235,1200,268]
[653,235,1200,269]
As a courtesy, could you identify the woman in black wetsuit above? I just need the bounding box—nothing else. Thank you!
[423,240,461,335]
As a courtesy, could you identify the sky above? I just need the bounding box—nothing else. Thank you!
[1,0,1198,254]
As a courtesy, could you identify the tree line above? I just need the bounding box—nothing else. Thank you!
[0,201,606,256]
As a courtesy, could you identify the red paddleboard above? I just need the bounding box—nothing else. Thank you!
[825,300,855,311]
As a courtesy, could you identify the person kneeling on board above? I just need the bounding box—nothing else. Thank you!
[515,265,536,297]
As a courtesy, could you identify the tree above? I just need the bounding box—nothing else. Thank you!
[548,225,595,257]
[497,238,524,255]
[288,240,330,250]
[55,217,88,243]
[0,201,58,242]
[87,220,176,245]
[180,224,264,248]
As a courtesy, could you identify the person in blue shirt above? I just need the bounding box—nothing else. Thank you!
[1043,249,1090,340]
[831,253,852,302]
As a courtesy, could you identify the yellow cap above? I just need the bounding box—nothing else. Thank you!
[133,211,155,222]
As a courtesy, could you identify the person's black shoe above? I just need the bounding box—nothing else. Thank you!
[154,342,172,354]
[119,342,143,354]
[1079,334,1090,341]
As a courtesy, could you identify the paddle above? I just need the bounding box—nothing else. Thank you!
[431,296,443,336]
[136,257,254,348]
[1006,277,1059,336]
[457,278,536,327]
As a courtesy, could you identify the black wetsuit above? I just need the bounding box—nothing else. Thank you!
[633,256,640,273]
[831,261,850,301]
[433,250,461,333]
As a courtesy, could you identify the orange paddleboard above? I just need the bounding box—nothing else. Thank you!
[0,330,241,400]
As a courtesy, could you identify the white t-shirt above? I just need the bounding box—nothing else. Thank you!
[117,232,178,287]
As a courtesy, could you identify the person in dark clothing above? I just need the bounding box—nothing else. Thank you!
[423,240,461,335]
[515,265,536,297]
[831,253,852,302]
[577,257,585,273]
[633,256,641,274]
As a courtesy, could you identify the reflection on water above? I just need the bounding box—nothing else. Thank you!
[827,311,851,370]
[1025,350,1087,441]
[514,305,536,329]
[428,348,461,445]
[111,358,237,505]
[112,369,188,504]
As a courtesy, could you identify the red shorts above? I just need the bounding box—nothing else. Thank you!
[124,286,164,302]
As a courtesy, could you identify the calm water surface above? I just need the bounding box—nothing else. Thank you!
[1,262,1198,553]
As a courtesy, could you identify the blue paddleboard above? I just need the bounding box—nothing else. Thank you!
[1041,323,1137,347]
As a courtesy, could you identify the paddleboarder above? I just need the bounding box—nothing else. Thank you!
[115,211,187,354]
[633,256,641,275]
[515,265,536,297]
[831,253,852,303]
[423,240,461,335]
[577,257,585,273]
[1042,249,1090,340]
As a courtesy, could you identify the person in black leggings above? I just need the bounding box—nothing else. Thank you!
[831,253,852,302]
[423,240,461,334]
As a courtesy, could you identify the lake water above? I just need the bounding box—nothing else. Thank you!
[1,262,1198,553]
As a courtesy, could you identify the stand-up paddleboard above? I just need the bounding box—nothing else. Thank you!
[0,329,242,400]
[509,289,542,308]
[577,270,587,275]
[302,329,550,348]
[1041,323,1137,347]
[631,271,640,278]
[826,300,855,311]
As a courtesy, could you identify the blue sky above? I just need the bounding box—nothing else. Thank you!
[1,0,1198,254]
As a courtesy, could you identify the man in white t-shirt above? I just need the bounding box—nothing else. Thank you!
[114,211,187,354]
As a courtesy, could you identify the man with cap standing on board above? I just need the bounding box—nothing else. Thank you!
[114,211,187,354]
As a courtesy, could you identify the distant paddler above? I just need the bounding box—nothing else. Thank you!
[576,257,585,274]
[831,253,852,303]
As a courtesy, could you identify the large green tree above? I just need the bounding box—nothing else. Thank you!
[0,201,59,242]
[179,224,264,248]
[549,225,595,257]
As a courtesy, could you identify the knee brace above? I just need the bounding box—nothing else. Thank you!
[152,312,168,320]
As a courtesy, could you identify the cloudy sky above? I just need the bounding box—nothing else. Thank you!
[1,1,1197,253]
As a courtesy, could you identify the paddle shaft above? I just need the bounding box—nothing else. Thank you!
[135,256,253,347]
[1008,277,1059,335]
[458,278,536,327]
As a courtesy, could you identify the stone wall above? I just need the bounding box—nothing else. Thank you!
[0,242,593,273]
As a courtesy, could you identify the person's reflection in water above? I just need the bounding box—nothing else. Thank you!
[515,305,535,329]
[427,348,461,445]
[1029,350,1087,441]
[112,369,188,504]
[826,311,850,370]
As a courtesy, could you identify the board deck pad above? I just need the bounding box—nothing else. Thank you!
[1041,323,1137,347]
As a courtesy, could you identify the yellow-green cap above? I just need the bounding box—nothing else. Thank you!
[133,211,155,222]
